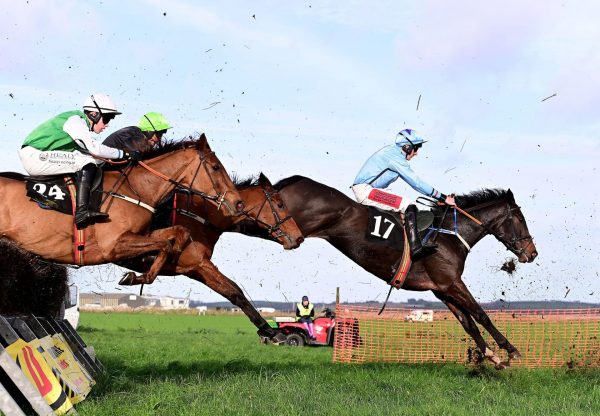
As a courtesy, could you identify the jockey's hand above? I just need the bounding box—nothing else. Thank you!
[124,150,142,162]
[444,195,456,206]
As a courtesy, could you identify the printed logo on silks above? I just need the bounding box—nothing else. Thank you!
[367,188,401,209]
[366,207,405,249]
[39,152,49,162]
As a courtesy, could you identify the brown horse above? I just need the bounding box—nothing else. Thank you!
[117,173,304,341]
[232,176,538,368]
[0,134,243,284]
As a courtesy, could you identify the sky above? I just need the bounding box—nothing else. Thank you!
[1,0,599,305]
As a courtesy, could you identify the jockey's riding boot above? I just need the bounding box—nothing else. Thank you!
[404,204,437,260]
[75,164,108,228]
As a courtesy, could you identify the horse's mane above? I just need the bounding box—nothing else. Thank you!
[140,136,201,160]
[438,188,512,213]
[273,175,307,191]
[231,173,260,189]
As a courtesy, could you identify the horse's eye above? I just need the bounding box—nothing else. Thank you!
[212,164,220,171]
[277,203,284,209]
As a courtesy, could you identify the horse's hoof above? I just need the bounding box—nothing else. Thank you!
[494,362,508,370]
[508,351,522,361]
[119,272,137,285]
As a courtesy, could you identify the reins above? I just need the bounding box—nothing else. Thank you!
[98,149,229,214]
[418,196,533,255]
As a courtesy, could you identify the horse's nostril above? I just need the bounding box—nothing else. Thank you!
[297,237,305,245]
[236,201,244,212]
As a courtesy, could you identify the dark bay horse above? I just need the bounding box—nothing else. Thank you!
[234,175,538,368]
[117,173,304,341]
[0,134,243,284]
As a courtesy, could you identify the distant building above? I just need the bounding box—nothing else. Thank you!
[157,296,190,309]
[80,292,125,308]
[80,293,190,310]
[257,307,276,313]
[119,294,147,309]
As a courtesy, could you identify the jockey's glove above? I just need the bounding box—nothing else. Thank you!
[123,150,142,162]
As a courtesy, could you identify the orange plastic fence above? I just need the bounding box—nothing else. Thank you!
[332,305,600,368]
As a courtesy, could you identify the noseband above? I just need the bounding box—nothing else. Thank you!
[243,188,294,241]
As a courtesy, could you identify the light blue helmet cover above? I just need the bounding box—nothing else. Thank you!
[395,129,428,147]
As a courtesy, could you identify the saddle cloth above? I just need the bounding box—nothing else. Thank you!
[24,173,103,215]
[365,207,434,250]
[366,207,405,249]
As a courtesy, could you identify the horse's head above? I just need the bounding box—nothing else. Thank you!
[495,190,538,262]
[130,134,244,216]
[188,134,244,215]
[236,173,304,249]
[457,189,538,263]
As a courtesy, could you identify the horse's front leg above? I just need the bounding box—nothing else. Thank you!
[435,291,505,369]
[445,280,520,364]
[114,226,190,285]
[175,243,285,344]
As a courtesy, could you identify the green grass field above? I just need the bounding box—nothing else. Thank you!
[76,312,600,416]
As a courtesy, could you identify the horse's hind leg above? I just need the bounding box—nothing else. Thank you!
[115,226,190,285]
[445,280,520,362]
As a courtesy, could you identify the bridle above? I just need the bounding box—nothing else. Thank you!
[242,187,294,241]
[103,146,233,213]
[460,200,535,259]
[168,183,295,244]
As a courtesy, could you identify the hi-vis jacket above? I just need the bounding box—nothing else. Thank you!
[296,302,314,319]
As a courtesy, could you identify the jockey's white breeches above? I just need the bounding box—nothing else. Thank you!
[19,146,101,176]
[351,183,413,213]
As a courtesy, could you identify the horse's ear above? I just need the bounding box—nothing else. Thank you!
[258,172,273,188]
[506,189,515,201]
[198,133,210,151]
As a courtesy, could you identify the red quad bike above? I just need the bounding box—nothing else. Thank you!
[261,308,361,347]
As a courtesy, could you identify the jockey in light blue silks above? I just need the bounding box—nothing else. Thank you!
[352,129,455,260]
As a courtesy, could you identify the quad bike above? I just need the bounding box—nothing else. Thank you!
[260,308,361,347]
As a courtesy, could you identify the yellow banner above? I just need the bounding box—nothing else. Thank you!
[38,335,94,404]
[5,338,74,415]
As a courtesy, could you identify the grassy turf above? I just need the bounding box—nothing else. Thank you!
[76,312,600,416]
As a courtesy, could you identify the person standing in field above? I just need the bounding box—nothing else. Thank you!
[296,295,316,340]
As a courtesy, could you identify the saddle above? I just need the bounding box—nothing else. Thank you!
[0,170,103,216]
